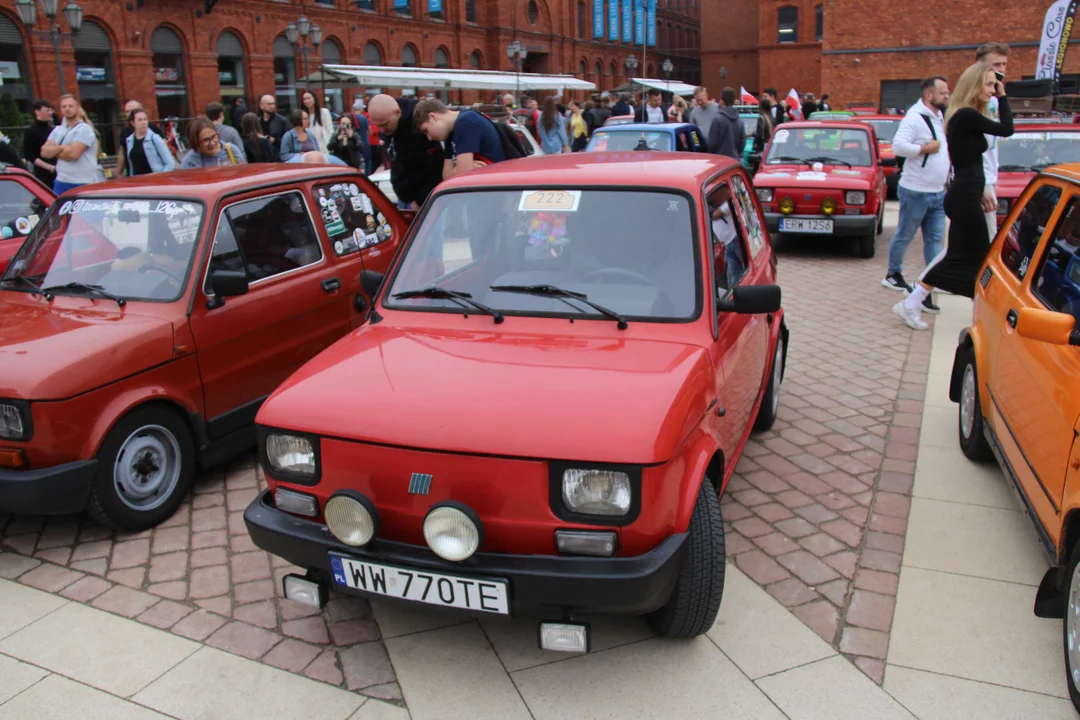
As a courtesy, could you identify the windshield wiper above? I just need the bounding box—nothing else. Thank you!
[1,273,52,300]
[41,282,126,307]
[392,286,503,324]
[489,284,628,330]
[805,155,853,168]
[770,156,813,167]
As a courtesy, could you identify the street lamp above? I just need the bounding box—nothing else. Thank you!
[719,65,728,85]
[625,53,638,78]
[286,15,321,95]
[662,58,673,92]
[14,0,83,95]
[506,40,527,104]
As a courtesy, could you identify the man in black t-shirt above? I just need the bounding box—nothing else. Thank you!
[23,99,55,185]
[413,98,505,179]
[368,94,444,209]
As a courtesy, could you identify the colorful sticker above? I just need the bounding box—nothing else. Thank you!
[350,196,364,211]
[326,218,346,236]
[14,217,29,235]
[363,232,379,248]
[1048,132,1080,140]
[528,212,570,257]
[773,130,789,144]
[349,183,359,196]
[1011,132,1043,140]
[27,214,39,229]
[519,190,582,212]
[360,194,373,215]
[764,172,792,177]
[1,226,11,239]
[333,240,344,254]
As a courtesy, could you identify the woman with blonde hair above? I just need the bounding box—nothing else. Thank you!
[893,62,1013,330]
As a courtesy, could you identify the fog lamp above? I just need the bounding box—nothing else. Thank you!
[821,197,837,216]
[538,622,590,652]
[325,493,377,547]
[555,530,617,557]
[424,504,481,561]
[779,197,795,215]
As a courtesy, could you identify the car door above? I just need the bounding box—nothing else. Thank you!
[188,187,353,437]
[307,176,408,328]
[705,175,762,451]
[0,174,52,272]
[990,184,1079,517]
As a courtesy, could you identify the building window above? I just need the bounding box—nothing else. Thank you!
[577,1,585,39]
[364,42,382,66]
[401,44,418,67]
[469,51,481,68]
[527,0,538,24]
[322,38,344,112]
[271,35,296,112]
[395,0,411,16]
[74,21,117,152]
[151,26,189,118]
[595,60,602,80]
[355,0,374,8]
[434,46,449,68]
[579,59,587,76]
[778,6,798,43]
[465,0,477,22]
[815,4,823,42]
[216,31,246,125]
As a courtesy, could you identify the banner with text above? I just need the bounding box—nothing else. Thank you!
[609,0,618,40]
[647,0,656,46]
[428,0,441,13]
[635,0,644,45]
[594,0,603,38]
[622,0,632,43]
[1036,0,1079,91]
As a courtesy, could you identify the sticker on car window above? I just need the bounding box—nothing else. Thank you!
[1,226,11,239]
[528,212,570,257]
[519,190,582,212]
[1048,132,1080,140]
[27,214,39,230]
[316,182,390,256]
[14,217,29,235]
[773,129,789,144]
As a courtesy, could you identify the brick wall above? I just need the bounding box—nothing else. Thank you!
[700,0,758,98]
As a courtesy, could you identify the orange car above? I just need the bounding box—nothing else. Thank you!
[948,164,1080,710]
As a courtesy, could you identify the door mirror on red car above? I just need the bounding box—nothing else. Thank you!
[1016,307,1080,346]
[206,270,248,310]
[716,284,782,315]
[360,269,385,298]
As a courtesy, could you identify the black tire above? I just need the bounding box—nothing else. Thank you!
[649,479,725,638]
[753,335,784,431]
[877,208,884,235]
[956,344,993,461]
[858,230,876,258]
[88,405,194,531]
[1065,543,1080,712]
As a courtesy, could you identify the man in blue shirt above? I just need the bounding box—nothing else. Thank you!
[413,99,505,179]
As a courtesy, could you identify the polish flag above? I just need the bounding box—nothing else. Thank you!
[740,86,757,105]
[786,88,804,120]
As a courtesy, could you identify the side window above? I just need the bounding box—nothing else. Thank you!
[514,127,536,156]
[1031,196,1080,323]
[312,181,396,257]
[204,215,243,294]
[676,130,692,152]
[729,174,766,258]
[707,183,749,293]
[0,181,46,238]
[1004,184,1062,279]
[219,191,322,284]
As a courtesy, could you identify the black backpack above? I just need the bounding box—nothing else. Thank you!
[478,113,527,160]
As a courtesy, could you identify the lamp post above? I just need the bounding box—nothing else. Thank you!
[286,15,322,96]
[14,0,83,96]
[662,58,673,92]
[506,40,526,104]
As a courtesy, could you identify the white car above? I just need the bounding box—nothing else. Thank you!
[370,119,543,206]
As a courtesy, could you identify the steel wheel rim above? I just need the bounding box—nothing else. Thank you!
[771,341,783,415]
[1069,560,1080,689]
[960,364,976,440]
[113,424,181,511]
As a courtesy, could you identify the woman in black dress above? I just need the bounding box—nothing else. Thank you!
[893,62,1013,330]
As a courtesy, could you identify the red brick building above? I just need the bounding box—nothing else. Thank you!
[703,0,1080,110]
[0,0,699,139]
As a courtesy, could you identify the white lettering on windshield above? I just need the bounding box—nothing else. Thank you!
[149,200,192,218]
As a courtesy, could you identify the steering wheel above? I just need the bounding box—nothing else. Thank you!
[580,267,654,285]
[138,263,183,283]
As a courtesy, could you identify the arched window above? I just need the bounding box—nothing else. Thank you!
[321,38,345,112]
[151,27,188,118]
[579,59,587,76]
[0,16,31,113]
[594,60,602,80]
[74,21,117,150]
[577,1,585,39]
[364,42,382,66]
[815,4,823,42]
[647,63,654,78]
[609,61,616,79]
[778,6,798,43]
[527,0,538,24]
[216,31,246,122]
[465,0,477,22]
[469,51,482,68]
[401,43,418,67]
[434,46,449,68]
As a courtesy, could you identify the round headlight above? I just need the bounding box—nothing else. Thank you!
[325,494,376,547]
[821,197,836,216]
[423,505,481,562]
[779,197,795,215]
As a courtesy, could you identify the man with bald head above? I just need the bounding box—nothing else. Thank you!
[368,93,444,209]
[258,94,290,147]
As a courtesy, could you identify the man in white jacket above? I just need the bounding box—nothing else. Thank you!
[881,75,951,314]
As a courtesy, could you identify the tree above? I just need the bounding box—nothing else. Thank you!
[0,93,25,149]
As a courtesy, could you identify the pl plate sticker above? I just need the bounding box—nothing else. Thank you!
[14,217,30,235]
[773,129,789,144]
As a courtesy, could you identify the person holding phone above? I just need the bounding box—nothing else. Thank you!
[328,115,368,172]
[975,42,1010,237]
[892,62,1013,330]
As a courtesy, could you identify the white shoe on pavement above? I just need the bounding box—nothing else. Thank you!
[893,301,928,331]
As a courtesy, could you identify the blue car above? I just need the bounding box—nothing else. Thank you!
[586,123,709,154]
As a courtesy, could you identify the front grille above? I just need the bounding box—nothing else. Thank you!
[408,473,432,495]
[980,266,993,289]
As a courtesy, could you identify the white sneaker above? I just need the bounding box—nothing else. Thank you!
[893,301,928,331]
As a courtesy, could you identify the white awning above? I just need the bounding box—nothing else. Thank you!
[630,77,699,96]
[300,64,596,92]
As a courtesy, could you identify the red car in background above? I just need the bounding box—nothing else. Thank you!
[0,165,55,274]
[994,125,1080,225]
[855,115,902,196]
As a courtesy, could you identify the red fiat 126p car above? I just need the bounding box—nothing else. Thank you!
[245,153,788,648]
[0,164,56,274]
[993,124,1080,226]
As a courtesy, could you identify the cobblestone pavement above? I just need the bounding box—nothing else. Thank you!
[0,203,929,703]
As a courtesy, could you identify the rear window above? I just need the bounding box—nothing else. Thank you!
[588,131,672,152]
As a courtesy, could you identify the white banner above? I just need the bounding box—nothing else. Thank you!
[1036,0,1078,90]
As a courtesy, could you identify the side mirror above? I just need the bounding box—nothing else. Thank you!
[1016,307,1079,345]
[206,270,248,310]
[717,284,782,314]
[360,269,385,298]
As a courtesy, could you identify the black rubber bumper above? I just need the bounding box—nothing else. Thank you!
[244,490,688,616]
[0,460,97,515]
[765,212,877,236]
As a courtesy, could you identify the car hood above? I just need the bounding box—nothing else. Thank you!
[259,324,715,465]
[0,294,175,400]
[755,164,874,188]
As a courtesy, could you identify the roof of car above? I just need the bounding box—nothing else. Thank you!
[854,115,901,121]
[440,152,740,191]
[74,165,361,198]
[1009,123,1080,131]
[776,120,874,131]
[1042,163,1080,183]
[595,122,698,133]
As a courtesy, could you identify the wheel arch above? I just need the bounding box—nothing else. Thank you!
[948,327,976,403]
[89,396,198,460]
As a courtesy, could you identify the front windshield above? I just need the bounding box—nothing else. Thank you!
[588,131,672,152]
[1,198,203,302]
[386,189,700,321]
[863,119,899,142]
[765,127,872,166]
[998,131,1080,171]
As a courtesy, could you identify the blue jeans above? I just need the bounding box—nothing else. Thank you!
[53,179,85,196]
[888,186,946,275]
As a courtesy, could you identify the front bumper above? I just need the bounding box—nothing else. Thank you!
[0,460,97,515]
[765,212,876,236]
[245,490,687,616]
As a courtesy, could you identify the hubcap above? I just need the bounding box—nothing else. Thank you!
[771,341,783,415]
[960,363,976,440]
[113,424,181,511]
[1068,560,1080,688]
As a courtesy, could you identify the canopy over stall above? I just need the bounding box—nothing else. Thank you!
[299,64,596,92]
[611,78,698,97]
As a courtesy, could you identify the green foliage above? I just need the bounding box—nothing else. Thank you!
[0,93,26,148]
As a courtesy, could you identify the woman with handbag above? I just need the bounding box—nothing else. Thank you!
[893,62,1014,330]
[124,108,175,175]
